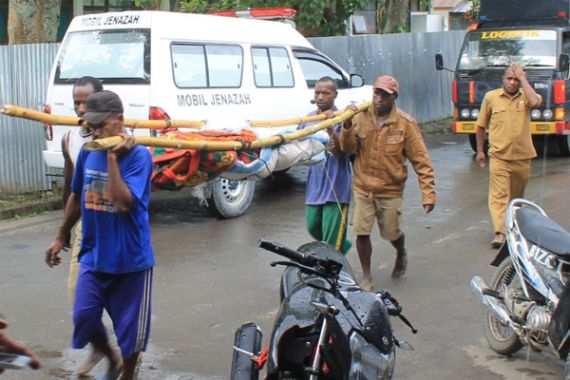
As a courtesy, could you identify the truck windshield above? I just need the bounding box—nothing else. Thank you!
[458,30,557,70]
[54,29,150,84]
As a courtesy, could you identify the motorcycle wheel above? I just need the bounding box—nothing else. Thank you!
[483,259,524,355]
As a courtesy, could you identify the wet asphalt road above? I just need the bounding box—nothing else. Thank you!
[1,134,569,380]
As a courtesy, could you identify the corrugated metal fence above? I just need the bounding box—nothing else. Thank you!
[0,31,465,195]
[309,30,466,123]
[0,43,59,195]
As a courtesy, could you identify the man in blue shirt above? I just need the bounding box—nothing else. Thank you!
[299,77,352,254]
[45,90,154,380]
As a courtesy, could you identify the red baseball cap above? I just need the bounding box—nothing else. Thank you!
[374,75,399,94]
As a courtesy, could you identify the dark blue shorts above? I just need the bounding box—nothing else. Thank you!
[72,264,153,358]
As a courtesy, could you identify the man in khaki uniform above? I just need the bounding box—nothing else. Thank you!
[476,63,542,248]
[340,75,436,291]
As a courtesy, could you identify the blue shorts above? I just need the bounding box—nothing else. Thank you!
[73,264,153,358]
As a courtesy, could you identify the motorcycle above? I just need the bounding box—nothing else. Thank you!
[471,198,570,377]
[230,239,416,380]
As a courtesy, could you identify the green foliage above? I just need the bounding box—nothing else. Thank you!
[419,0,430,11]
[178,0,368,36]
[466,0,480,21]
[133,0,162,9]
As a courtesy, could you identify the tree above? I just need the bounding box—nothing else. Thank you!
[178,0,368,37]
[377,0,410,34]
[7,0,62,44]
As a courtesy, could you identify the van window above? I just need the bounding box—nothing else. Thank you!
[171,43,243,88]
[55,29,150,84]
[252,47,294,87]
[293,50,347,89]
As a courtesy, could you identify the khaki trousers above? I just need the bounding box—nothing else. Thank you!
[489,157,531,234]
[67,221,82,304]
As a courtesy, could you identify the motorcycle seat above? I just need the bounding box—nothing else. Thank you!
[516,207,570,258]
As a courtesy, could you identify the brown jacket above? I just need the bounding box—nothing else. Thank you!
[339,104,436,205]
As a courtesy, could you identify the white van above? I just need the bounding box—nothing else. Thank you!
[43,10,370,217]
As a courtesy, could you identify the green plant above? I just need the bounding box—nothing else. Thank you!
[178,0,368,36]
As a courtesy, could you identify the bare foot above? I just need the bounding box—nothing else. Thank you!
[104,354,123,380]
[76,347,105,376]
[391,250,407,279]
[360,277,373,291]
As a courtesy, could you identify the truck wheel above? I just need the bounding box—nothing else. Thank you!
[468,134,488,153]
[206,178,255,219]
[558,135,570,157]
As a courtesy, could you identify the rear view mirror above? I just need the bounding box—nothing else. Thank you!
[350,74,364,88]
[560,54,569,73]
[435,53,444,71]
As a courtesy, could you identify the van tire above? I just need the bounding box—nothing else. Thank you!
[206,178,255,219]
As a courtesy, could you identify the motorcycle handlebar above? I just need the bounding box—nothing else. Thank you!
[258,240,318,267]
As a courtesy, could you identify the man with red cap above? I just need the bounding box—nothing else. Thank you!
[340,75,436,291]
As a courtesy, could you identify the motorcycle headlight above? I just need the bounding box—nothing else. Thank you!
[460,108,470,119]
[349,331,395,380]
[530,109,541,120]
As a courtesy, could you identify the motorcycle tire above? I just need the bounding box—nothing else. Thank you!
[483,258,524,355]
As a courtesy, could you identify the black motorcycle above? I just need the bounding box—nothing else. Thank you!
[230,240,416,380]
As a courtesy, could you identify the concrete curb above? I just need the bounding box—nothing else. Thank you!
[0,199,62,221]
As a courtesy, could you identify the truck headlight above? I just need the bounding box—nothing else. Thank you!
[531,109,541,120]
[470,109,479,119]
[543,109,553,120]
[460,108,470,119]
[348,331,395,380]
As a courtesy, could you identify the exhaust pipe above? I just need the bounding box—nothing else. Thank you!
[470,276,513,326]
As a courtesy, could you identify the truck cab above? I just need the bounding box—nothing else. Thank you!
[437,0,570,155]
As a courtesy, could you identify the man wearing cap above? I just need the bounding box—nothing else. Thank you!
[340,75,436,291]
[45,90,155,380]
[476,63,541,248]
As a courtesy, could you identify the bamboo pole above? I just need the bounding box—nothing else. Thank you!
[248,108,347,127]
[0,104,206,130]
[85,102,370,152]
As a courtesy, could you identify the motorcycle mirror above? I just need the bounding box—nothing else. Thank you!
[394,338,414,351]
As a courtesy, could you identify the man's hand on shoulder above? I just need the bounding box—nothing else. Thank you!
[109,133,136,158]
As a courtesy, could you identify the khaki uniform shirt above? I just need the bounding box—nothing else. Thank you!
[476,88,540,160]
[339,104,436,205]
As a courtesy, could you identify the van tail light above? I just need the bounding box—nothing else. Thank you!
[43,104,53,141]
[149,106,172,136]
[554,80,566,104]
[452,80,458,104]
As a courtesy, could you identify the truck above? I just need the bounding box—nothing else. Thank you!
[436,0,570,155]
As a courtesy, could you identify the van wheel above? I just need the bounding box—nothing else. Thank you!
[206,178,255,218]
